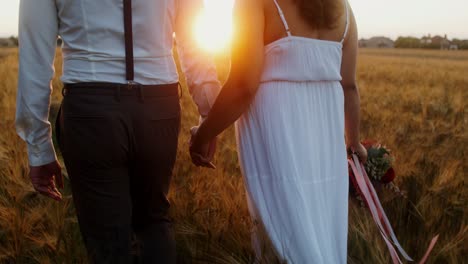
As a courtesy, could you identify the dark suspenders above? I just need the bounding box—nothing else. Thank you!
[121,0,181,97]
[123,0,135,83]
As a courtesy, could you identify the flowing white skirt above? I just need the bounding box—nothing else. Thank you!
[235,81,349,264]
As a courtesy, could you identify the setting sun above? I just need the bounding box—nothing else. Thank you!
[195,0,234,53]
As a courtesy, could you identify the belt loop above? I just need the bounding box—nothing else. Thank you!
[61,87,67,97]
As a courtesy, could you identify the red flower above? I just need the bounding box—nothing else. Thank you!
[349,139,396,184]
[381,167,396,184]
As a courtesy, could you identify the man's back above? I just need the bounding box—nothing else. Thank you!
[56,0,178,84]
[22,0,204,85]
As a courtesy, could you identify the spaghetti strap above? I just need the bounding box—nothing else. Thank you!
[272,0,292,37]
[341,0,350,43]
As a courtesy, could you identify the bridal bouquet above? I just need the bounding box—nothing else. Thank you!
[347,141,438,264]
[349,139,404,201]
[362,139,395,183]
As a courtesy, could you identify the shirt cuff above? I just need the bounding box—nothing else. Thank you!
[27,139,57,167]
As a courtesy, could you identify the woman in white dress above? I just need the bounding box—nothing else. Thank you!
[190,0,367,262]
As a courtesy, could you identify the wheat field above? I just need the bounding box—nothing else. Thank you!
[0,48,466,263]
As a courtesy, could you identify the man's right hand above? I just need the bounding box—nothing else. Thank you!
[29,160,64,201]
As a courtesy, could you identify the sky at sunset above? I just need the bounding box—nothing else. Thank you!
[1,0,467,40]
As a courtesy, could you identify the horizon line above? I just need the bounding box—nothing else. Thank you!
[2,33,468,41]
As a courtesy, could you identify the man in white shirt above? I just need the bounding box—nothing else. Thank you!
[16,0,220,262]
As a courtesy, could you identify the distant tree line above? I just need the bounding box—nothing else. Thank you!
[394,37,421,49]
[9,36,18,46]
[395,36,468,50]
[0,36,18,47]
[448,39,468,49]
[4,35,468,50]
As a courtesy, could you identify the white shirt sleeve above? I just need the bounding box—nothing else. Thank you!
[16,0,59,166]
[174,0,221,117]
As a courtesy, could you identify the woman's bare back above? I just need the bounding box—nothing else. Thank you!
[263,0,350,45]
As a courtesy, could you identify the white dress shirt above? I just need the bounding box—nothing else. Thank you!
[16,0,221,166]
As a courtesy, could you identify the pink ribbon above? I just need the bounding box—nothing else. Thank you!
[348,154,439,264]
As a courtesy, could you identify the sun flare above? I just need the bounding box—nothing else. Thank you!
[195,0,234,53]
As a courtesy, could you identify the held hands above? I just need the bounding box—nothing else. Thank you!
[189,126,217,169]
[29,160,64,201]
